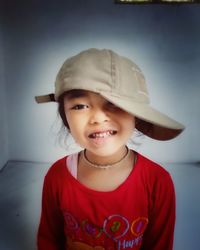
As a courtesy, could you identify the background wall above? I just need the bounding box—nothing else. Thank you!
[1,0,200,169]
[0,17,8,169]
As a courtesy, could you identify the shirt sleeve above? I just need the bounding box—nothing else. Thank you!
[37,171,65,250]
[141,171,176,250]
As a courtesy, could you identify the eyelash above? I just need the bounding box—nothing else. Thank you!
[71,104,89,110]
[70,102,119,111]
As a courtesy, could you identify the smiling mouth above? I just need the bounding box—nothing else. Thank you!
[88,130,117,139]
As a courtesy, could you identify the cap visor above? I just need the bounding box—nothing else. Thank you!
[101,92,185,140]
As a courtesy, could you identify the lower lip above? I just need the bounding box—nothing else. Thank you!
[89,134,115,146]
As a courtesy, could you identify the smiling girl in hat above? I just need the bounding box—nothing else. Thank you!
[36,49,184,250]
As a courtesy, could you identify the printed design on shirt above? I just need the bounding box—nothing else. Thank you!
[131,217,149,237]
[63,211,148,249]
[103,214,129,240]
[82,219,103,239]
[64,212,79,231]
[68,237,105,250]
[117,235,143,250]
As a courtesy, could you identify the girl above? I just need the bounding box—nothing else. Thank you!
[35,48,184,250]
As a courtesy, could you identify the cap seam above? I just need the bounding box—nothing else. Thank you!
[110,50,118,94]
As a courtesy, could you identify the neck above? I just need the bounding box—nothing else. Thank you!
[82,146,130,170]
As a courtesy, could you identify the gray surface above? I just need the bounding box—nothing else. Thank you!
[0,161,200,250]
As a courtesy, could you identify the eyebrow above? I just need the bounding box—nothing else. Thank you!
[64,89,89,100]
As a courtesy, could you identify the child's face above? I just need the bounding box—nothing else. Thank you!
[63,90,135,157]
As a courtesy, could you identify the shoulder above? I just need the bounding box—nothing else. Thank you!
[137,153,170,175]
[136,153,175,203]
[44,156,69,186]
[47,156,67,175]
[136,152,173,186]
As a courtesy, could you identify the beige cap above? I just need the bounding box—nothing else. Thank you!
[35,48,185,140]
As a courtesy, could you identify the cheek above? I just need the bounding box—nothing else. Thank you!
[124,115,135,130]
[66,121,81,143]
[123,118,135,139]
[64,112,75,131]
[126,123,135,136]
[64,113,85,140]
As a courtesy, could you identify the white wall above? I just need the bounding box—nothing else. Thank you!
[2,1,200,164]
[0,22,9,170]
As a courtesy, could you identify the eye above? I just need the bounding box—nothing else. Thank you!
[71,104,89,110]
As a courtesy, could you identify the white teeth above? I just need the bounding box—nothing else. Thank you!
[90,131,115,138]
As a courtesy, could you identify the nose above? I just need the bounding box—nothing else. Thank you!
[89,107,110,124]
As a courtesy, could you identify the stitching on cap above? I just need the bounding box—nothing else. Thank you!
[110,50,116,92]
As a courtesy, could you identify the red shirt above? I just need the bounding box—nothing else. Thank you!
[37,152,175,250]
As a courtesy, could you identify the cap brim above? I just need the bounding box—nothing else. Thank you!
[101,92,185,141]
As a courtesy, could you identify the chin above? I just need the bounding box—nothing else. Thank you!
[89,146,122,157]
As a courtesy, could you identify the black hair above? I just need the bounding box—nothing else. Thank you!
[58,92,69,129]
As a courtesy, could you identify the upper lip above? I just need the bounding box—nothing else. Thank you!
[88,129,117,137]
